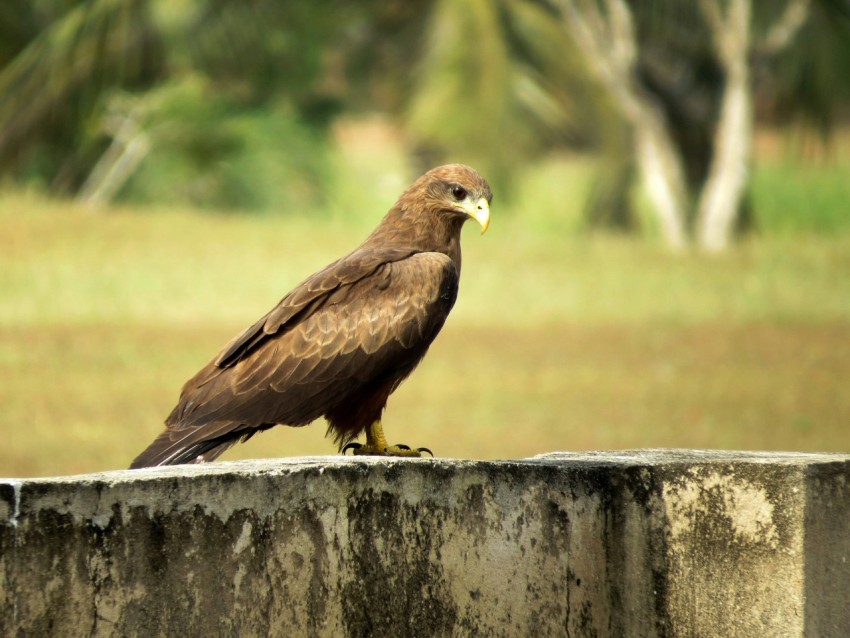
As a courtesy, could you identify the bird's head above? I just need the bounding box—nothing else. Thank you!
[416,164,492,234]
[367,164,493,255]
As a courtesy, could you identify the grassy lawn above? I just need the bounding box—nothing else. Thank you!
[1,185,849,477]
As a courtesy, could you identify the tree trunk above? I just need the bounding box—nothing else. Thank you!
[560,0,688,249]
[696,0,753,252]
[633,110,688,249]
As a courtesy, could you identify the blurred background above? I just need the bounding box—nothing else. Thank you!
[1,0,849,477]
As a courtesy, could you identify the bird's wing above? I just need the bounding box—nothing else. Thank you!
[132,250,457,467]
[214,246,418,369]
[167,253,457,436]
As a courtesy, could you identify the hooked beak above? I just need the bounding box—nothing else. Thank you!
[459,197,490,234]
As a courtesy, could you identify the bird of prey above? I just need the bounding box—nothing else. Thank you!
[130,164,492,468]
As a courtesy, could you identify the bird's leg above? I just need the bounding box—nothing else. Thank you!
[365,419,390,450]
[344,420,431,457]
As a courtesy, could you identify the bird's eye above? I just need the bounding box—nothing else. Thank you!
[451,186,467,201]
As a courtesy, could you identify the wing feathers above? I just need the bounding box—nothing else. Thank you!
[215,249,417,368]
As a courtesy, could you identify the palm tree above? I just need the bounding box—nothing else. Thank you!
[0,0,163,193]
[0,0,357,205]
[406,0,605,194]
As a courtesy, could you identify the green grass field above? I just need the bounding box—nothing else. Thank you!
[2,160,849,477]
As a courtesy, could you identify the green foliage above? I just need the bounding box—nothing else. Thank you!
[406,0,597,193]
[407,0,520,187]
[752,155,850,235]
[1,0,850,229]
[769,1,850,131]
[118,76,331,212]
[184,0,345,122]
[0,0,346,204]
[503,153,595,235]
[0,0,164,190]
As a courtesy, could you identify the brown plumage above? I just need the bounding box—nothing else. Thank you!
[130,164,492,468]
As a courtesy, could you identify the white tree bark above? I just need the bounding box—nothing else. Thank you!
[761,0,812,56]
[695,0,753,252]
[696,0,811,251]
[560,0,813,250]
[560,0,688,249]
[78,100,150,207]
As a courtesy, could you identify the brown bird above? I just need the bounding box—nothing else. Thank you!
[130,164,492,468]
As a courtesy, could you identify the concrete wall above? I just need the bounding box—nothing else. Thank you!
[2,450,849,637]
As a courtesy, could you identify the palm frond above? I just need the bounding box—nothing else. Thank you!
[0,0,162,184]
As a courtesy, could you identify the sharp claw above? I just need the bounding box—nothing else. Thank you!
[395,444,411,450]
[417,447,434,457]
[342,442,362,455]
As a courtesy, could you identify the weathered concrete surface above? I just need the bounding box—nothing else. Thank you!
[2,449,849,637]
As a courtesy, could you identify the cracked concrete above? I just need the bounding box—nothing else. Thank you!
[2,450,849,637]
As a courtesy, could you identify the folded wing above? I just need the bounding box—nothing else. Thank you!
[129,249,458,467]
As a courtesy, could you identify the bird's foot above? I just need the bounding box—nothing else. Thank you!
[341,420,433,457]
[342,442,433,457]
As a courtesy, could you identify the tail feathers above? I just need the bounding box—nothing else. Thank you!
[129,423,245,469]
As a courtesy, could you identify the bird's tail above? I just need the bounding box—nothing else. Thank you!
[129,425,242,468]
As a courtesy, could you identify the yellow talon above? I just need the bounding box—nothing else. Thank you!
[341,421,431,457]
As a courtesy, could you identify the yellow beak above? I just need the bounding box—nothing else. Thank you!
[460,197,490,234]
